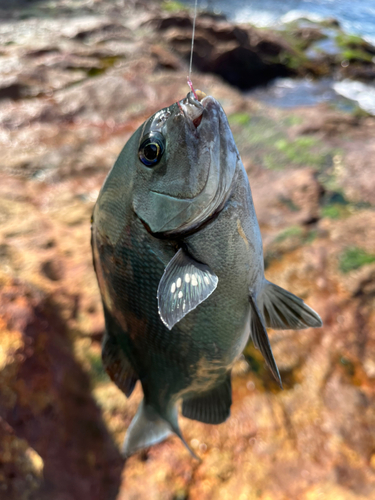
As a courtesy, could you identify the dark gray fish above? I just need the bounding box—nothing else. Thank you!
[91,89,322,458]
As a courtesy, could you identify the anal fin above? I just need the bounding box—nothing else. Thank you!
[102,332,138,397]
[182,373,232,424]
[249,295,282,388]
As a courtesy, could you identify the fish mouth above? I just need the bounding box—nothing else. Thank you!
[178,90,208,130]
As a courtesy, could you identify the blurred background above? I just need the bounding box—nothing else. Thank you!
[1,0,375,499]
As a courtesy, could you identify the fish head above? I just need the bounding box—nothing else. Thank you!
[132,90,239,235]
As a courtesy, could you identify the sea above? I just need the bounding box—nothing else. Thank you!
[181,0,375,114]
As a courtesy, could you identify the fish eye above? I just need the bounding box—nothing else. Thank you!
[138,132,165,167]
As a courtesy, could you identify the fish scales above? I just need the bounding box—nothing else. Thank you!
[91,90,322,458]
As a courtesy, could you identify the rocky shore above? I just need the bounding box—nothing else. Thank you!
[1,1,375,499]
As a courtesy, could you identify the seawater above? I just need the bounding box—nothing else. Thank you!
[182,0,375,43]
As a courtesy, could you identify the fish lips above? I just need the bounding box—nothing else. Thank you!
[134,95,238,236]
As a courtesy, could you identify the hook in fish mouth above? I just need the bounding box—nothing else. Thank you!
[177,89,207,129]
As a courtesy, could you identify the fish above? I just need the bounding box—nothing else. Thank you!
[91,88,322,458]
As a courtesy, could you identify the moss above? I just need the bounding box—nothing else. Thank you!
[230,110,336,173]
[278,50,308,70]
[304,229,317,243]
[243,345,264,375]
[321,204,343,219]
[264,226,317,269]
[315,151,344,191]
[320,198,356,219]
[335,33,369,49]
[335,33,374,63]
[283,115,304,126]
[351,105,372,119]
[275,226,303,243]
[279,197,300,212]
[278,23,324,53]
[339,247,375,273]
[87,352,109,384]
[274,26,331,76]
[87,67,105,77]
[275,137,324,167]
[262,136,326,170]
[84,56,122,78]
[173,491,188,500]
[161,0,187,12]
[341,49,373,63]
[321,192,350,219]
[243,346,298,392]
[228,112,251,126]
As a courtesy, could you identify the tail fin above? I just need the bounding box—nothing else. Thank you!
[258,281,323,330]
[122,399,199,460]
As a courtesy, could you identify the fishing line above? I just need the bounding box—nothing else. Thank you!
[188,0,198,80]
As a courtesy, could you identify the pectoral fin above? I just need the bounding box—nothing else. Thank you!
[157,248,218,330]
[182,373,232,424]
[258,281,323,330]
[249,295,282,388]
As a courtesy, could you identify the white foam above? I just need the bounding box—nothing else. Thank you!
[233,8,277,27]
[333,79,375,115]
[281,10,326,25]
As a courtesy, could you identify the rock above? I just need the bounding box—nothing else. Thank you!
[0,418,43,500]
[252,167,323,230]
[153,13,296,89]
[342,64,375,81]
[40,259,65,281]
[293,106,360,136]
[150,44,182,70]
[0,75,22,100]
[0,274,124,500]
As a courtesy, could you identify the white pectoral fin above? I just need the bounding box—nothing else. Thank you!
[258,281,323,330]
[157,248,218,330]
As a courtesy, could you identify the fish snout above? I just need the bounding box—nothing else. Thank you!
[178,90,209,129]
